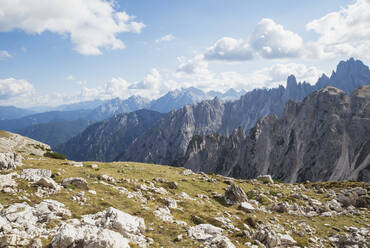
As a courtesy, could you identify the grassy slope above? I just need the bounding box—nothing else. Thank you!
[0,152,369,247]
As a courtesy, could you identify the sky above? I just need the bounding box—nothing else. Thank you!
[0,0,370,107]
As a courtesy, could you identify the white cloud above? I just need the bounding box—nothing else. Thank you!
[176,55,210,75]
[306,0,370,59]
[78,69,177,101]
[0,50,11,59]
[0,0,145,55]
[175,52,324,92]
[250,18,303,59]
[204,19,303,61]
[156,34,175,43]
[204,37,253,61]
[0,78,34,100]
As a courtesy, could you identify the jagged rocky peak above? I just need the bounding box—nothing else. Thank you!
[327,57,370,93]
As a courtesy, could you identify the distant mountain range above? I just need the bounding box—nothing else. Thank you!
[0,87,244,147]
[52,58,370,171]
[118,58,370,167]
[0,106,35,120]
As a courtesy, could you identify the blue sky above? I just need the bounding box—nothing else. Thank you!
[0,0,369,107]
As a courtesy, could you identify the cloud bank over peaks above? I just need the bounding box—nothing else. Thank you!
[0,0,145,55]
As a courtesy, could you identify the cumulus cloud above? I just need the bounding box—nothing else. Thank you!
[0,0,145,55]
[0,78,34,100]
[250,18,303,59]
[156,34,175,43]
[0,50,11,59]
[306,0,370,59]
[204,19,303,61]
[176,55,210,75]
[204,37,253,61]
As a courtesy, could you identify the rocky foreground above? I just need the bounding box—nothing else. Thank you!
[0,131,369,247]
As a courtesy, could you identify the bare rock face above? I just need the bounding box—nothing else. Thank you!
[182,86,370,182]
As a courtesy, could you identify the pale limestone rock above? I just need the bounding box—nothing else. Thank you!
[21,168,52,182]
[239,202,255,213]
[188,224,235,248]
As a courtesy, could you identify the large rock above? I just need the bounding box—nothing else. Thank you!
[52,207,149,248]
[51,224,130,248]
[81,207,148,247]
[336,187,369,208]
[62,177,88,190]
[223,184,248,205]
[21,169,52,182]
[0,153,22,170]
[34,177,61,191]
[188,224,235,248]
[253,227,297,248]
[0,173,18,191]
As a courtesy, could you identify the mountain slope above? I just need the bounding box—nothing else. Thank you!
[0,106,35,120]
[0,109,92,132]
[119,58,370,165]
[183,86,370,182]
[17,119,92,148]
[56,109,166,162]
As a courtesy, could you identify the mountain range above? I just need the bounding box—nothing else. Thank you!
[118,58,370,168]
[0,87,244,147]
[183,85,370,182]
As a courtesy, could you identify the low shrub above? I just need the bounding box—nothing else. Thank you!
[44,151,66,160]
